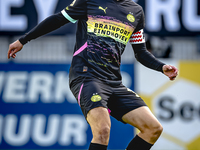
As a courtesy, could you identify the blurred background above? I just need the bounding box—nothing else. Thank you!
[0,0,200,149]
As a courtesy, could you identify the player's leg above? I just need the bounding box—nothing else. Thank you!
[70,78,112,150]
[87,107,111,149]
[122,106,163,149]
[108,85,162,150]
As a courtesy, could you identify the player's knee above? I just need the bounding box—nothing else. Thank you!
[150,123,163,139]
[99,125,110,139]
[95,124,111,143]
[141,122,163,138]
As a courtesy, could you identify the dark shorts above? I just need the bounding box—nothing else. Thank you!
[70,77,147,123]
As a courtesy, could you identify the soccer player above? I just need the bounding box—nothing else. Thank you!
[8,0,178,149]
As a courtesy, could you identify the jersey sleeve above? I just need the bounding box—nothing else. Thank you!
[61,0,87,23]
[129,8,145,44]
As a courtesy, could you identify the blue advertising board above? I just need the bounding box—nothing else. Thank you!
[0,62,135,149]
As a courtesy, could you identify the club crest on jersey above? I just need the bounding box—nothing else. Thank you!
[99,6,107,14]
[127,12,135,23]
[91,93,102,102]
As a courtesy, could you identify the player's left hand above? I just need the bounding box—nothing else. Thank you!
[163,65,178,81]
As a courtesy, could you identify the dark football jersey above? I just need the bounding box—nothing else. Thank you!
[61,0,145,85]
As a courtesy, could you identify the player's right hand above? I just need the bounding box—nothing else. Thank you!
[8,40,23,59]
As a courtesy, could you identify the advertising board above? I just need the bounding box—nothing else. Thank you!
[135,60,200,150]
[0,63,135,149]
[0,0,199,36]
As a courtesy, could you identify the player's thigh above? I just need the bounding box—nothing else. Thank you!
[71,78,112,119]
[87,107,111,134]
[108,85,147,123]
[122,106,161,132]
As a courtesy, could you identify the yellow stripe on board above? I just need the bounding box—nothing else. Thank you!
[179,61,200,85]
[162,132,187,147]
